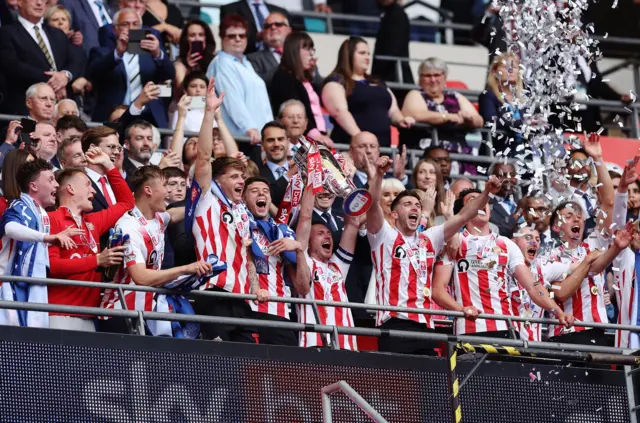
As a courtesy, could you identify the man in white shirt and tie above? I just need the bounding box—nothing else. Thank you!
[247,12,290,85]
[255,121,292,208]
[0,0,82,115]
[488,162,518,237]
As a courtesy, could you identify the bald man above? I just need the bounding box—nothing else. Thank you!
[450,177,474,198]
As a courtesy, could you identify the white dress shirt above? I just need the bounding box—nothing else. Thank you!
[246,0,269,30]
[88,0,112,26]
[267,0,324,11]
[86,167,116,205]
[18,16,57,70]
[314,207,338,230]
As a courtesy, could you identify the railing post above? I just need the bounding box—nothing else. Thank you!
[326,12,333,34]
[396,58,404,84]
[136,310,146,335]
[625,365,639,423]
[444,17,454,45]
[446,342,462,423]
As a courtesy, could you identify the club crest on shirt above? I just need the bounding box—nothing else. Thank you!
[393,246,407,259]
[222,212,233,224]
[457,259,470,273]
[148,250,158,267]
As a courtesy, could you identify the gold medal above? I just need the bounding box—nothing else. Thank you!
[487,260,497,269]
[423,287,431,297]
[590,286,599,296]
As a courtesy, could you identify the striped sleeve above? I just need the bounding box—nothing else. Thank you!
[333,247,353,276]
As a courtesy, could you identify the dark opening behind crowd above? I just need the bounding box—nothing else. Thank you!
[0,0,638,353]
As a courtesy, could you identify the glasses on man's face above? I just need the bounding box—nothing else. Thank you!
[117,21,141,29]
[103,144,123,153]
[224,33,247,40]
[497,171,514,178]
[263,21,287,30]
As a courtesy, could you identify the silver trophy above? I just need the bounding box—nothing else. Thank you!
[293,136,371,216]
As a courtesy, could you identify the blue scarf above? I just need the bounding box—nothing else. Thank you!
[249,215,297,275]
[0,194,49,327]
[159,254,227,338]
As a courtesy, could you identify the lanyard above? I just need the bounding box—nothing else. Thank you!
[397,231,427,280]
[462,229,497,260]
[228,202,251,245]
[63,208,97,254]
[39,206,50,236]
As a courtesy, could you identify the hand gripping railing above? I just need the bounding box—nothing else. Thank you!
[322,381,389,423]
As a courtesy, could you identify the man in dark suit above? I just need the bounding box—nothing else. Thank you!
[220,0,289,54]
[87,8,174,128]
[311,192,344,252]
[488,162,518,238]
[61,0,113,54]
[252,120,290,208]
[81,125,125,249]
[247,11,290,85]
[0,0,83,115]
[0,0,17,26]
[372,0,413,90]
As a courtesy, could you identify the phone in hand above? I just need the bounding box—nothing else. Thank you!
[20,118,36,147]
[190,40,204,56]
[190,96,206,110]
[158,82,172,98]
[127,29,152,54]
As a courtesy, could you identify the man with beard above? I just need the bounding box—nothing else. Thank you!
[433,188,574,339]
[489,162,518,238]
[123,119,154,184]
[510,226,598,342]
[243,176,302,346]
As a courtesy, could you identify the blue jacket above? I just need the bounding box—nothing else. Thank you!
[61,0,113,55]
[87,45,175,128]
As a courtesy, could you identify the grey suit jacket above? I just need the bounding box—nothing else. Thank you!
[247,49,279,86]
[489,197,517,238]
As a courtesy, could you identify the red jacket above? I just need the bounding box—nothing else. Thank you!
[48,168,135,315]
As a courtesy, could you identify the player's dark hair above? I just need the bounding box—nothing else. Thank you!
[454,188,482,215]
[162,167,187,180]
[243,176,270,194]
[211,156,246,180]
[55,114,88,133]
[390,189,423,211]
[16,158,53,193]
[261,120,287,140]
[81,126,118,152]
[549,200,583,231]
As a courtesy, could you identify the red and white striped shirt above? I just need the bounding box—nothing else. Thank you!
[613,248,638,348]
[297,248,357,350]
[100,208,170,313]
[190,186,249,294]
[443,230,524,335]
[248,223,294,319]
[510,259,570,342]
[368,221,444,328]
[545,233,608,338]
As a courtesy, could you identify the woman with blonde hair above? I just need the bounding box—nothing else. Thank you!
[479,52,526,155]
[379,178,405,226]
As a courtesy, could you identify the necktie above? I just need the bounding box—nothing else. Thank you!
[252,2,266,30]
[99,176,114,206]
[94,0,110,26]
[275,166,285,179]
[273,47,283,55]
[34,25,56,70]
[124,53,142,104]
[504,199,516,214]
[322,212,337,232]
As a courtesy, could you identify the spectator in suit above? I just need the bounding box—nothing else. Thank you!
[0,0,18,26]
[220,0,288,54]
[254,120,290,208]
[87,8,175,127]
[206,14,273,144]
[269,31,334,148]
[122,118,153,178]
[55,113,86,146]
[96,0,161,51]
[55,0,110,54]
[450,177,473,198]
[247,11,290,85]
[488,162,518,238]
[277,98,308,159]
[312,192,343,252]
[371,0,413,88]
[174,19,216,97]
[0,0,83,114]
[348,131,380,189]
[31,121,59,165]
[25,82,57,122]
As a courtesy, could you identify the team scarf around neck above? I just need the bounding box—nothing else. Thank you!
[248,212,297,275]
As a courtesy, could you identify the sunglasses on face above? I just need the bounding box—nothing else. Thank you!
[263,21,287,30]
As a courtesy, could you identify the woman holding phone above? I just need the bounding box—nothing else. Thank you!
[174,20,217,98]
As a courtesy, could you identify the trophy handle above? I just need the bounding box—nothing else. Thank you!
[343,189,372,217]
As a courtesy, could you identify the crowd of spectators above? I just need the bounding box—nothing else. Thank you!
[0,0,636,354]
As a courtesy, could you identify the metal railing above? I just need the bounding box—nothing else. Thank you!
[322,381,390,423]
[0,274,638,356]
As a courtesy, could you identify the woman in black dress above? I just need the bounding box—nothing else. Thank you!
[321,36,414,147]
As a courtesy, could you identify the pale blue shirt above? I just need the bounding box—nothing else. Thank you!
[266,160,289,181]
[206,51,273,137]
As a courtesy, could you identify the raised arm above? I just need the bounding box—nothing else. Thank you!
[441,175,501,240]
[215,107,239,157]
[322,82,361,137]
[551,252,601,303]
[293,186,315,296]
[365,156,393,236]
[513,264,572,327]
[583,134,614,230]
[613,152,640,228]
[194,78,224,192]
[169,95,191,165]
[338,214,364,256]
[588,223,634,275]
